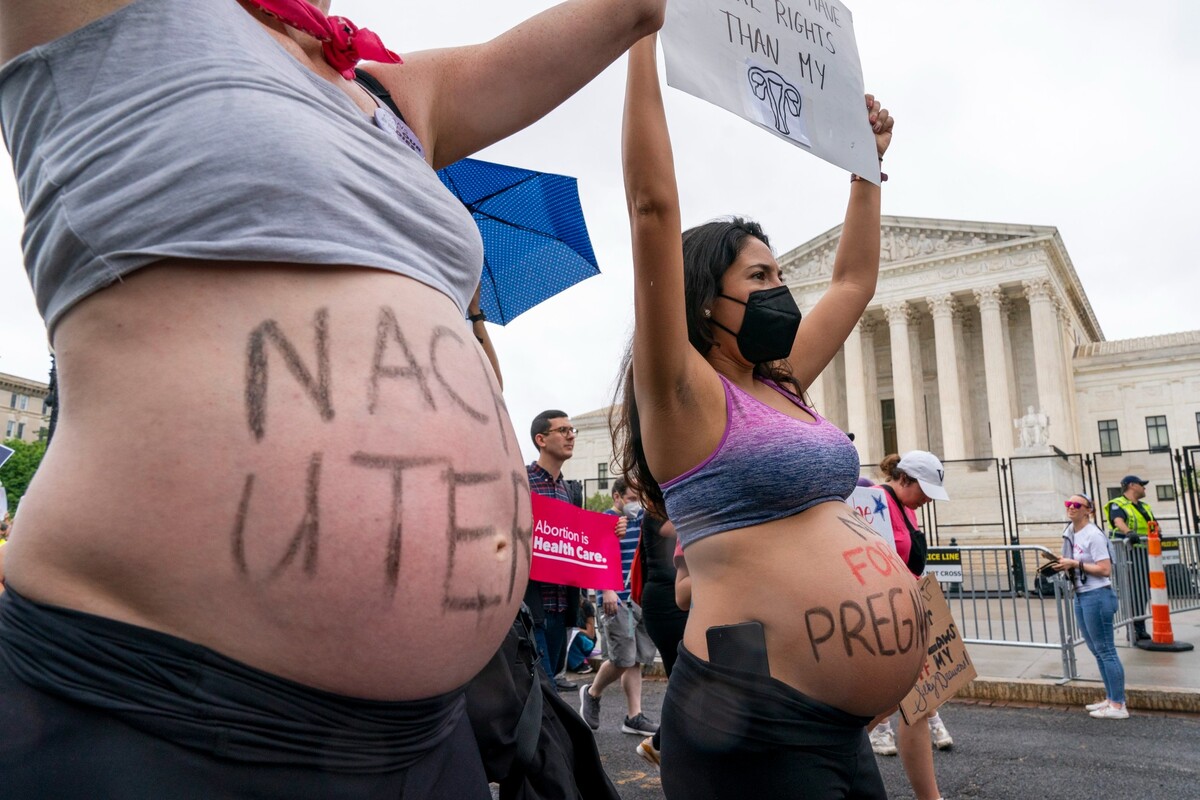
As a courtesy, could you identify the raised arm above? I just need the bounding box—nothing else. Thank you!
[371,0,665,168]
[786,96,894,389]
[0,1,133,62]
[467,284,503,391]
[625,35,689,389]
[623,35,723,478]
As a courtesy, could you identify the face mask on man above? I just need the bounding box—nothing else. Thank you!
[623,500,643,519]
[710,286,802,364]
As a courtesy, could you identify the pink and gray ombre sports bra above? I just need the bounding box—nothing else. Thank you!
[662,375,859,548]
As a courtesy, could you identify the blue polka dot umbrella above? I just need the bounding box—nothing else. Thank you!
[437,158,600,325]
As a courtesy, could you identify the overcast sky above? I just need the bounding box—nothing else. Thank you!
[1,0,1196,464]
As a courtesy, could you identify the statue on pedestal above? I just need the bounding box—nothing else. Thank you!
[1014,406,1050,451]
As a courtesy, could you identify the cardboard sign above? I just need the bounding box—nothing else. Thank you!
[899,574,977,723]
[849,486,895,550]
[924,548,963,583]
[529,493,624,590]
[661,0,881,181]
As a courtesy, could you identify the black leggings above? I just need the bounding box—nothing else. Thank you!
[660,645,886,800]
[0,587,489,798]
[641,580,688,750]
[641,581,688,677]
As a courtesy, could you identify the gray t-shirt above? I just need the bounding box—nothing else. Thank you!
[0,0,483,334]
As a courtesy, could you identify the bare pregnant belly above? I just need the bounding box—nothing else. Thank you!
[4,262,531,700]
[682,502,929,716]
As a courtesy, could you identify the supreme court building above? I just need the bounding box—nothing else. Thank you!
[567,216,1200,543]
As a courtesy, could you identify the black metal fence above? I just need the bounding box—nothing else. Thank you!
[892,448,1195,545]
[1181,446,1200,536]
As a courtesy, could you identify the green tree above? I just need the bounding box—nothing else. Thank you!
[584,491,612,513]
[1,438,47,515]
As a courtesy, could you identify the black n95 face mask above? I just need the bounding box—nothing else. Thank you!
[712,286,802,364]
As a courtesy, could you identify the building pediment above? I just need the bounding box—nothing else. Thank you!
[781,215,1102,343]
[780,216,1057,284]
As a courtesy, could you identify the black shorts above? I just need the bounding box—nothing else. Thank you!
[660,644,886,800]
[0,587,488,799]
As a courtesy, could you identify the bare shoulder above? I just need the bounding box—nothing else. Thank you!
[0,0,135,64]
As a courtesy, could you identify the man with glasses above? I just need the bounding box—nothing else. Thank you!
[526,410,625,689]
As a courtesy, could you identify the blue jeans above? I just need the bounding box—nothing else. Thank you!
[533,610,568,679]
[1075,587,1125,704]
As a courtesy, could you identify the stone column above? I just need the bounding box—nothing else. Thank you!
[883,301,919,453]
[860,318,881,462]
[926,293,966,460]
[954,313,977,458]
[843,319,871,462]
[1055,297,1081,453]
[973,287,1015,458]
[999,296,1020,427]
[1023,278,1068,450]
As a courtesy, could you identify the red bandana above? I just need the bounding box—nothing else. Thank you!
[244,0,402,79]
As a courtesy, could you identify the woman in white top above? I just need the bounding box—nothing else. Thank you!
[1055,493,1128,719]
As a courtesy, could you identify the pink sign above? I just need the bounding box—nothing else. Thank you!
[529,493,624,590]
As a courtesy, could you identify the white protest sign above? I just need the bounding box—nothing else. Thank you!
[661,0,880,181]
[849,486,895,551]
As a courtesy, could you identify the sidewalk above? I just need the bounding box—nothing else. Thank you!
[957,609,1200,713]
[627,610,1200,714]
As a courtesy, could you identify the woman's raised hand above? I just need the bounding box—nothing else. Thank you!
[865,94,894,160]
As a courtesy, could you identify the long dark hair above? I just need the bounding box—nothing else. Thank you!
[611,218,804,518]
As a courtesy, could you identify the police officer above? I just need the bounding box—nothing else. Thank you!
[1105,475,1156,640]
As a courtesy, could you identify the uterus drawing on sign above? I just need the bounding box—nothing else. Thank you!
[744,60,810,147]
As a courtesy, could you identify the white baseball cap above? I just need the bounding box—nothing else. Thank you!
[896,450,950,501]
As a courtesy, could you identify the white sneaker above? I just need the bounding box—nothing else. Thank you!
[1089,705,1129,720]
[869,726,897,756]
[1085,699,1109,712]
[929,718,954,750]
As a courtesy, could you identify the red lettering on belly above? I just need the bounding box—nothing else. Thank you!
[843,540,903,584]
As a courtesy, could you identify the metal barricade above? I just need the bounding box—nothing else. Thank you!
[945,545,1079,680]
[1163,533,1200,613]
[1110,534,1200,644]
[1107,538,1150,646]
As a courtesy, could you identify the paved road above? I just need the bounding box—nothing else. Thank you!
[561,677,1200,800]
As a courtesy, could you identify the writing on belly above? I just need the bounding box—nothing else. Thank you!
[800,513,930,663]
[229,306,531,619]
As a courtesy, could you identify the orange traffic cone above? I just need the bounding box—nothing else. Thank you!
[1136,527,1195,652]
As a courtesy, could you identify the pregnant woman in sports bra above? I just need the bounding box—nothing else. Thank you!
[613,36,927,798]
[0,0,664,796]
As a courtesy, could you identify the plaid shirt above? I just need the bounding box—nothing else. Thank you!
[527,461,571,613]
